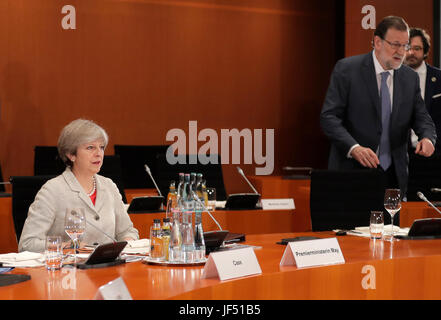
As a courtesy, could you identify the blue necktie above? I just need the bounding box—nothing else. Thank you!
[379,72,392,171]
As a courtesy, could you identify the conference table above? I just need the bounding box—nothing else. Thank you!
[1,176,441,300]
[1,231,441,300]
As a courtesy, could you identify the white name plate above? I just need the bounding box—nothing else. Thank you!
[280,237,345,268]
[261,198,295,210]
[94,277,133,300]
[202,247,262,281]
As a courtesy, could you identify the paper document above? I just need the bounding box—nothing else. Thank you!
[334,225,409,238]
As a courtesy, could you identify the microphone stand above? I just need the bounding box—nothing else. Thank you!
[144,164,164,210]
[236,166,259,194]
[192,192,223,231]
[144,164,163,197]
[86,219,117,243]
[417,191,441,215]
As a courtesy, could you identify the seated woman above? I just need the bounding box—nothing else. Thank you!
[19,119,139,252]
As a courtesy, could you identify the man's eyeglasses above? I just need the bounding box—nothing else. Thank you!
[382,38,411,51]
[408,46,423,52]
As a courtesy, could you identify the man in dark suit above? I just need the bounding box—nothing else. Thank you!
[320,16,436,197]
[405,27,441,153]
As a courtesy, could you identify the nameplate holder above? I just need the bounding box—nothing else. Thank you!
[94,277,133,300]
[280,237,345,268]
[261,198,295,210]
[202,247,262,281]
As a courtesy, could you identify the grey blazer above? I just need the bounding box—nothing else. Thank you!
[320,52,437,195]
[18,168,139,252]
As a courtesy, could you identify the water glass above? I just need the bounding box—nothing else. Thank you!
[206,188,216,211]
[370,211,384,240]
[45,236,63,270]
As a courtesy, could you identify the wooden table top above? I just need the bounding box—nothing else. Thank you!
[2,232,441,300]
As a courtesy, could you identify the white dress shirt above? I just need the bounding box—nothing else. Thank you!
[347,51,394,157]
[410,62,427,147]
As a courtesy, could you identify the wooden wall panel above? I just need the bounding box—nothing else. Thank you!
[345,0,434,64]
[0,0,337,194]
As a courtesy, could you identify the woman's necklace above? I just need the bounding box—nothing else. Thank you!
[86,176,96,196]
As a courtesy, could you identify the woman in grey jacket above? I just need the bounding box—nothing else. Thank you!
[19,119,139,252]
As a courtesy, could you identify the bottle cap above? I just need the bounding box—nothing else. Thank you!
[163,218,170,222]
[153,219,161,223]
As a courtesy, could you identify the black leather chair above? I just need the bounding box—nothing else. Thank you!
[155,153,228,201]
[98,155,127,203]
[407,153,441,201]
[34,146,65,176]
[310,169,385,231]
[114,145,169,189]
[33,146,127,203]
[10,175,55,243]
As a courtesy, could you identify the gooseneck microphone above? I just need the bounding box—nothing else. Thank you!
[192,191,223,231]
[144,164,163,197]
[236,166,259,194]
[85,219,117,243]
[430,188,441,193]
[417,191,441,215]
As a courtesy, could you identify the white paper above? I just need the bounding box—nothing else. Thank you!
[95,277,133,300]
[202,247,262,281]
[261,199,295,210]
[280,238,345,268]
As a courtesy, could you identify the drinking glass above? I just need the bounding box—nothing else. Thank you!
[369,211,384,239]
[45,235,63,270]
[384,189,401,241]
[64,208,86,265]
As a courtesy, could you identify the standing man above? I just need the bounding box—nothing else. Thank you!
[320,16,436,197]
[405,27,441,153]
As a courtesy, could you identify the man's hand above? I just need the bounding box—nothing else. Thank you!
[351,146,380,168]
[415,138,435,157]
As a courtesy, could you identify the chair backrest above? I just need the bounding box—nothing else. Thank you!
[155,153,228,201]
[310,169,385,231]
[407,154,441,201]
[114,145,169,189]
[11,175,55,243]
[34,146,65,175]
[33,146,127,203]
[98,155,127,203]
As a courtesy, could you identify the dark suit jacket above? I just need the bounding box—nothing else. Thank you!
[320,52,437,195]
[425,64,441,153]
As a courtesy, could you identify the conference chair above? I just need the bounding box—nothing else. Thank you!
[114,145,169,189]
[34,146,65,175]
[155,153,228,201]
[10,175,55,243]
[407,153,441,201]
[33,146,127,203]
[309,169,385,231]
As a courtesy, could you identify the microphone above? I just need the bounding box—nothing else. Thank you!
[223,167,261,210]
[236,166,259,194]
[417,191,441,215]
[86,219,117,243]
[144,164,163,197]
[192,191,223,231]
[431,188,441,193]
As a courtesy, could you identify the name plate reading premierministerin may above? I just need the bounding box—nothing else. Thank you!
[202,247,262,281]
[280,238,345,268]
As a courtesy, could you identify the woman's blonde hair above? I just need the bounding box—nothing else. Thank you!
[57,119,109,167]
